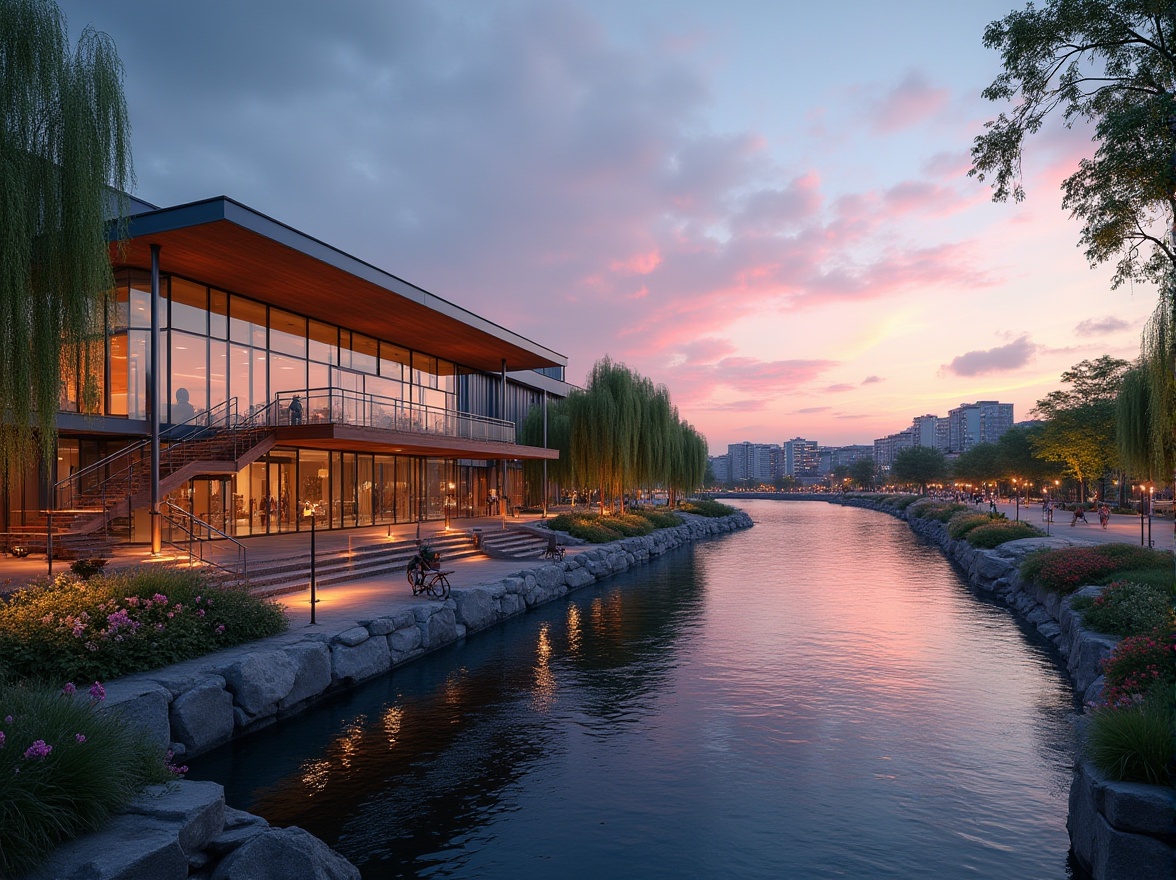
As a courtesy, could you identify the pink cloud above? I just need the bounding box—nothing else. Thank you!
[869,70,950,134]
[610,249,662,275]
[944,335,1037,377]
[861,375,883,384]
[824,384,855,393]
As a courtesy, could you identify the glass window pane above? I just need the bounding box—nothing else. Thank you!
[169,331,207,421]
[412,352,438,389]
[308,320,337,365]
[380,342,410,380]
[230,296,266,347]
[128,272,152,329]
[209,340,228,411]
[270,308,307,358]
[436,358,455,393]
[270,352,306,398]
[209,289,228,339]
[347,333,378,375]
[170,277,208,335]
[230,345,267,418]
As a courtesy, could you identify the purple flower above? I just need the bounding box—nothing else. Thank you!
[61,682,76,696]
[89,682,106,701]
[75,733,86,744]
[106,609,134,632]
[215,624,226,635]
[4,716,12,724]
[23,740,52,760]
[152,593,169,606]
[0,731,6,748]
[197,609,206,618]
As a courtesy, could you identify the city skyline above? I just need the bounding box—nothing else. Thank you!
[56,1,1154,451]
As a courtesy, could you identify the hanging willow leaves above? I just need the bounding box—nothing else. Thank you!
[1,0,133,466]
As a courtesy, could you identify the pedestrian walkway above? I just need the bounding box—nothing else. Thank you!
[983,499,1175,552]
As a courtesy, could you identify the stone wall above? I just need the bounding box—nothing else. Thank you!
[24,511,751,879]
[842,497,1175,880]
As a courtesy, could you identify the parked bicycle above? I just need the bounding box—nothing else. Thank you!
[406,545,451,600]
[542,533,565,562]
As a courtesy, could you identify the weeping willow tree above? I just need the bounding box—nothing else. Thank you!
[1,0,133,467]
[521,358,707,512]
[1117,291,1176,484]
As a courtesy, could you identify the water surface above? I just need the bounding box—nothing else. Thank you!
[190,500,1080,878]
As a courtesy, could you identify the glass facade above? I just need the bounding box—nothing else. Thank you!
[39,270,555,540]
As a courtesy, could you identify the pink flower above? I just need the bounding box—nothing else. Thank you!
[75,733,86,744]
[61,682,76,696]
[215,624,226,635]
[23,740,52,760]
[0,731,6,748]
[152,593,169,606]
[89,682,105,701]
[197,609,206,618]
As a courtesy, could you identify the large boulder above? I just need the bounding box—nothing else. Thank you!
[122,780,225,857]
[169,677,234,755]
[278,642,333,711]
[99,680,173,752]
[211,826,360,880]
[23,816,186,880]
[331,636,390,684]
[221,651,298,718]
[452,588,496,632]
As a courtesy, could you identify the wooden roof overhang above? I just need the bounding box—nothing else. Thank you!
[273,424,558,461]
[109,197,566,374]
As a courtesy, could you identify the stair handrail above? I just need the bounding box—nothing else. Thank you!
[161,501,248,583]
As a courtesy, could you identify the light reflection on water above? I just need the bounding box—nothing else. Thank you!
[189,500,1080,879]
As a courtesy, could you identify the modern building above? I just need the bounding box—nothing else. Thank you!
[709,454,731,483]
[783,438,820,478]
[910,414,942,450]
[3,195,570,548]
[873,430,916,473]
[830,445,873,468]
[946,401,1014,453]
[726,442,778,483]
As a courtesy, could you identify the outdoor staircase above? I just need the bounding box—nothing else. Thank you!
[246,531,482,597]
[475,526,550,560]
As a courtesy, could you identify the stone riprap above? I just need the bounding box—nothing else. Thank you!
[99,510,751,763]
[842,497,1175,880]
[21,780,358,880]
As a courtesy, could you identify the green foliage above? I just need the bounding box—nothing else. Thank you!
[678,499,735,518]
[964,520,1044,548]
[0,566,287,682]
[890,447,947,492]
[848,456,875,489]
[947,511,994,539]
[1,0,135,466]
[1020,544,1172,594]
[627,507,682,528]
[0,680,172,876]
[1076,581,1174,637]
[913,502,970,522]
[890,495,922,511]
[1100,628,1175,707]
[69,558,107,580]
[1085,693,1174,786]
[971,4,1176,289]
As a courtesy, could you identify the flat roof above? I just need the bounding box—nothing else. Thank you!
[110,197,566,374]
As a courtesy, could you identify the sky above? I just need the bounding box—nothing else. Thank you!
[56,0,1157,451]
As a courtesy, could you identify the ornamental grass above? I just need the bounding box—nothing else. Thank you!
[0,680,176,876]
[0,566,287,684]
[1085,682,1175,786]
[1099,628,1175,707]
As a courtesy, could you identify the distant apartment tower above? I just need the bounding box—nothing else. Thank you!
[783,437,820,477]
[947,401,1014,453]
[873,429,916,472]
[709,454,731,483]
[910,414,943,449]
[727,442,778,482]
[831,445,873,468]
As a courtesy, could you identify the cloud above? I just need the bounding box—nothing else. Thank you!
[796,406,832,414]
[868,69,950,135]
[1075,316,1130,336]
[944,335,1037,377]
[824,384,855,393]
[861,375,883,384]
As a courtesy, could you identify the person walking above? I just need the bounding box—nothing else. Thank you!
[1071,506,1088,526]
[1097,502,1110,529]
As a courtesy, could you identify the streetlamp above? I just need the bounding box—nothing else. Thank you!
[302,501,321,625]
[1148,484,1154,547]
[1012,478,1019,521]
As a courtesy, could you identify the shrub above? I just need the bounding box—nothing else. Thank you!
[965,520,1044,548]
[628,508,682,528]
[948,512,994,539]
[677,499,735,517]
[1100,628,1175,706]
[605,514,654,538]
[1078,581,1174,637]
[0,567,287,683]
[1022,547,1125,594]
[892,496,922,511]
[0,681,175,876]
[69,559,107,580]
[924,503,969,523]
[1085,692,1174,786]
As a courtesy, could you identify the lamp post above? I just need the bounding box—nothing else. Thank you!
[1148,485,1154,547]
[302,502,320,625]
[1137,485,1145,547]
[1012,478,1019,521]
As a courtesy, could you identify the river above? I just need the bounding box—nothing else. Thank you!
[188,500,1081,878]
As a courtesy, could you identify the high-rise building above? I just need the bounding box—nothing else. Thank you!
[726,442,778,482]
[946,401,1014,453]
[783,438,820,477]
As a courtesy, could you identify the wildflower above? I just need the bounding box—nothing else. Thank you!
[62,682,76,696]
[155,623,165,632]
[107,609,134,632]
[23,740,52,760]
[0,731,6,748]
[197,609,206,618]
[152,593,168,606]
[89,682,106,701]
[75,734,86,744]
[215,624,226,635]
[4,716,12,724]
[164,749,188,777]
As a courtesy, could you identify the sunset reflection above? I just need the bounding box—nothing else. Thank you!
[531,623,556,712]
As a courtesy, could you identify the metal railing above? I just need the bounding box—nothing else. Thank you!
[272,388,516,444]
[161,501,249,584]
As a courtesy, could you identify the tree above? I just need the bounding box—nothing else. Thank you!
[891,447,947,495]
[1031,357,1128,499]
[1,0,133,466]
[1117,295,1176,484]
[848,456,876,489]
[970,3,1176,289]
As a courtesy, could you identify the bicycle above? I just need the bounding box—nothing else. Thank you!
[406,550,452,600]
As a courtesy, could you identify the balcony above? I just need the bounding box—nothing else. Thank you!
[271,388,516,445]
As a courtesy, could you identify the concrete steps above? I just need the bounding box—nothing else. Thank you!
[246,532,481,597]
[476,527,548,560]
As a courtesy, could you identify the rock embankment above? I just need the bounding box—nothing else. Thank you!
[842,497,1175,880]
